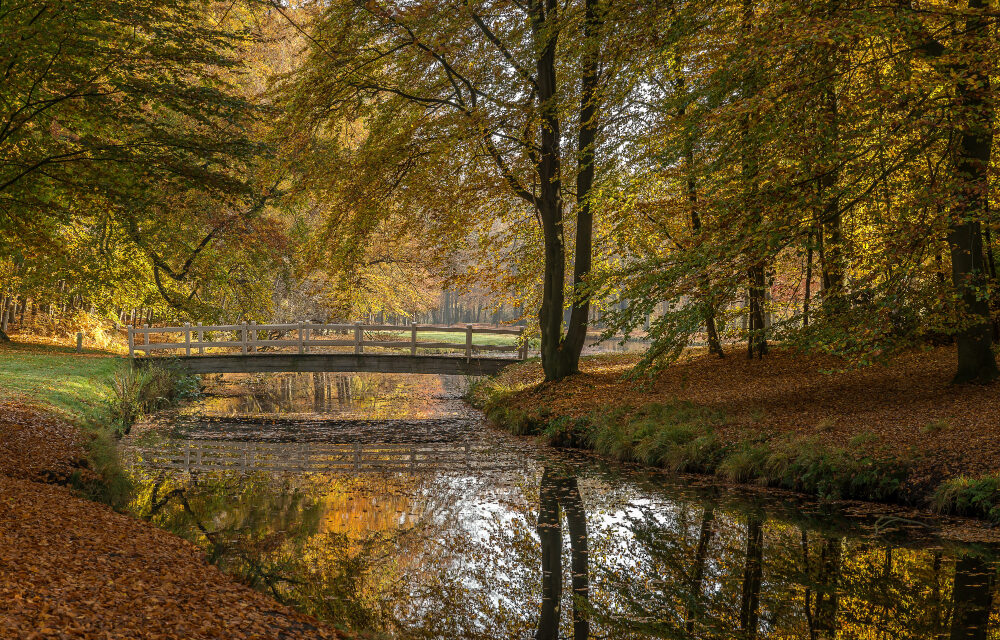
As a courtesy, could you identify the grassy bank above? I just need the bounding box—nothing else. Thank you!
[470,346,1000,522]
[0,341,196,506]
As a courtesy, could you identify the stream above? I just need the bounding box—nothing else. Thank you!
[123,372,1000,639]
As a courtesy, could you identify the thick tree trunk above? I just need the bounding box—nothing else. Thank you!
[560,475,589,640]
[949,554,993,640]
[948,0,997,384]
[531,0,572,383]
[557,0,600,381]
[747,265,768,359]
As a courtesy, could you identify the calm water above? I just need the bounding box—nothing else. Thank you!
[123,373,1000,639]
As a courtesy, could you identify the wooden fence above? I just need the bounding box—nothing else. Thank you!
[126,440,509,474]
[128,322,528,360]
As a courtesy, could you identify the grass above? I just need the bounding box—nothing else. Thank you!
[383,329,528,347]
[930,476,1000,523]
[0,342,120,421]
[471,367,910,504]
[0,341,197,508]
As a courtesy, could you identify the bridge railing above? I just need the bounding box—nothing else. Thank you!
[128,322,528,360]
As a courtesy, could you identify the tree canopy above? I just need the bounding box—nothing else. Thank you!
[1,0,997,383]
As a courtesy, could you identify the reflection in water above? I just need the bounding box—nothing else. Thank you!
[125,373,1000,639]
[535,467,589,640]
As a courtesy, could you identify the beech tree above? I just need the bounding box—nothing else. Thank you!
[279,0,654,381]
[592,0,999,383]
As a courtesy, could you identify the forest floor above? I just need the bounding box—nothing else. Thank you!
[471,345,1000,520]
[0,342,348,639]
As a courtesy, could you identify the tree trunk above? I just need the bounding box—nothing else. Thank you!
[747,266,768,359]
[685,506,716,634]
[804,232,814,327]
[818,0,845,313]
[815,536,841,638]
[741,0,768,360]
[948,0,997,384]
[532,0,571,383]
[535,0,601,381]
[560,475,590,640]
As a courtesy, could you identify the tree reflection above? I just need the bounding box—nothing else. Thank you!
[535,466,590,640]
[950,553,992,640]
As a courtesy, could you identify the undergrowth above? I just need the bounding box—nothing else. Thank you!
[472,382,910,503]
[107,361,201,436]
[930,476,1000,523]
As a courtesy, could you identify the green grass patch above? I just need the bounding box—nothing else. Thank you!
[0,342,199,509]
[384,330,521,347]
[0,343,120,421]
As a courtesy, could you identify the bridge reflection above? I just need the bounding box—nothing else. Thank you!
[128,439,516,474]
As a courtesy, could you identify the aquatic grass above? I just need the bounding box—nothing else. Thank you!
[107,361,200,436]
[717,442,771,484]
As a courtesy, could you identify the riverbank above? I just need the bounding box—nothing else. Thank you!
[471,345,1000,521]
[0,342,347,638]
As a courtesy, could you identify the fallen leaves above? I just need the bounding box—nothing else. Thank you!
[491,345,1000,497]
[0,401,349,639]
[0,401,91,484]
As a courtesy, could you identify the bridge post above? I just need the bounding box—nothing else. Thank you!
[411,322,418,355]
[354,323,363,354]
[298,322,304,354]
[197,322,204,354]
[466,324,473,361]
[184,322,191,356]
[249,320,256,353]
[127,326,134,358]
[241,321,247,355]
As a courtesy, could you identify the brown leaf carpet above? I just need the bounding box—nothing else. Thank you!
[0,402,345,639]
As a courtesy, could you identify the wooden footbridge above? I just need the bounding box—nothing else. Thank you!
[128,322,527,376]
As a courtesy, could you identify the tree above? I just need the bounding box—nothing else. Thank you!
[278,0,661,381]
[0,0,277,323]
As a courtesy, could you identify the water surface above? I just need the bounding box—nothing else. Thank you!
[124,372,1000,639]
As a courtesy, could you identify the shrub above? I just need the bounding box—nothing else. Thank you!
[107,362,200,436]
